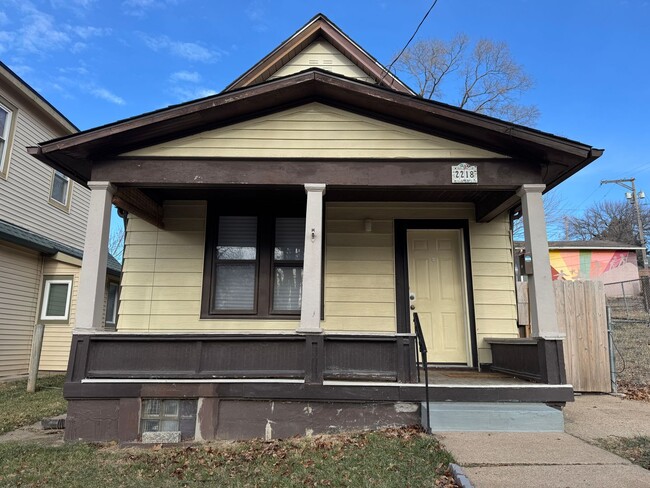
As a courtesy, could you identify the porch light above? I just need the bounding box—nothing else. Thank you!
[364,219,372,232]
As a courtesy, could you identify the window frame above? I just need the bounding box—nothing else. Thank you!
[201,197,307,320]
[48,170,73,212]
[40,276,73,323]
[0,99,16,180]
[105,281,119,327]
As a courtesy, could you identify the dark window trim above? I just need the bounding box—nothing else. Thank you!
[201,197,307,320]
[394,219,478,368]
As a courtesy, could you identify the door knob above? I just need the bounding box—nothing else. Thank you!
[409,293,415,301]
[410,304,416,310]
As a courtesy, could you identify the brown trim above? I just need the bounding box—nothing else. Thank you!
[93,158,542,189]
[223,14,414,95]
[65,333,418,385]
[394,220,478,368]
[487,338,567,384]
[64,381,573,404]
[112,188,164,229]
[200,195,307,320]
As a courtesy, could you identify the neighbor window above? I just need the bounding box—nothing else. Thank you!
[105,282,119,327]
[40,277,73,322]
[49,170,72,211]
[202,202,306,318]
[140,399,197,440]
[0,102,13,178]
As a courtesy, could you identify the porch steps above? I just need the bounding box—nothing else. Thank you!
[421,402,564,432]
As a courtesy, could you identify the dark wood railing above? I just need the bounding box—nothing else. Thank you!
[413,313,431,434]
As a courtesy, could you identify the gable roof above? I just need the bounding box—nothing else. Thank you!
[0,61,77,134]
[28,68,602,193]
[223,13,414,95]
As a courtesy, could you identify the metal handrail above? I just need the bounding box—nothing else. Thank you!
[413,312,431,434]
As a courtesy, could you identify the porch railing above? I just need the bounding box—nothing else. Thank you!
[413,313,431,434]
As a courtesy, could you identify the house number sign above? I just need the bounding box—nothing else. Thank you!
[451,163,478,184]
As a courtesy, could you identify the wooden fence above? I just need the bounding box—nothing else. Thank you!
[516,281,611,392]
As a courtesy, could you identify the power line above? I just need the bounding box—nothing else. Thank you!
[380,0,439,83]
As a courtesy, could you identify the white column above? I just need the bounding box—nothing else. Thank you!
[298,184,326,333]
[75,181,116,333]
[517,184,562,339]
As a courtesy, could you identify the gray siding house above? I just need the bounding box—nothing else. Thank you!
[0,62,120,379]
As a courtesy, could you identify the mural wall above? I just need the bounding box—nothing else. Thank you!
[549,249,640,297]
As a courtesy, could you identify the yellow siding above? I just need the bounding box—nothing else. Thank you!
[119,201,518,364]
[38,259,80,372]
[269,40,376,84]
[122,103,507,159]
[321,203,518,363]
[119,201,297,333]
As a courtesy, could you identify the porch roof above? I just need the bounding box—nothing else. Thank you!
[28,69,602,195]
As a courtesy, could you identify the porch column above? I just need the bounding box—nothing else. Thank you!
[75,181,116,332]
[517,184,562,339]
[298,184,326,333]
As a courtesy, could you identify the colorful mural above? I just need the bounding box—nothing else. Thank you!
[549,250,637,281]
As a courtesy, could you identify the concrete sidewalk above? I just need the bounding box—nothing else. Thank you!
[437,395,650,488]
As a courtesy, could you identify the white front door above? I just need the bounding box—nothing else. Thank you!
[407,229,470,364]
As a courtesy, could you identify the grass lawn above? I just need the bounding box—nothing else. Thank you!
[598,436,650,470]
[0,375,67,435]
[0,427,456,487]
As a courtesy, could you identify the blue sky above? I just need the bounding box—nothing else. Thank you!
[2,0,649,235]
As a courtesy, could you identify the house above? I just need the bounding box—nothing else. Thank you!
[515,240,643,297]
[29,14,602,442]
[0,62,120,380]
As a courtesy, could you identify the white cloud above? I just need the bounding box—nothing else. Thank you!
[171,85,217,101]
[121,0,178,17]
[170,71,201,83]
[18,5,70,53]
[140,34,223,63]
[70,25,111,39]
[245,0,269,32]
[88,86,126,105]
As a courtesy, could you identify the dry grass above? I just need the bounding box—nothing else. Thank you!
[0,376,67,434]
[611,321,650,388]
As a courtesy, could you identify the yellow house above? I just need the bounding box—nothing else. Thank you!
[29,15,602,442]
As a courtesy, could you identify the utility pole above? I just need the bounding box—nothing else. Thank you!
[601,178,647,268]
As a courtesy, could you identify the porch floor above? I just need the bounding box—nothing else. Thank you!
[418,369,532,386]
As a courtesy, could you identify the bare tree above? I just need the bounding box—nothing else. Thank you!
[566,200,650,247]
[513,191,567,241]
[393,36,539,125]
[108,226,125,262]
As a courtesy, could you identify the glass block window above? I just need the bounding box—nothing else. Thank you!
[140,399,197,440]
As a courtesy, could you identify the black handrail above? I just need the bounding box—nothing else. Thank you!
[413,312,431,434]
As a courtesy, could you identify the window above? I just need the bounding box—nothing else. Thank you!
[140,399,197,440]
[105,282,119,327]
[202,200,306,319]
[40,277,73,322]
[48,170,72,211]
[0,102,13,178]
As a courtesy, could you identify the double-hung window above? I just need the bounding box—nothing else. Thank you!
[49,170,72,211]
[202,200,307,318]
[0,101,13,178]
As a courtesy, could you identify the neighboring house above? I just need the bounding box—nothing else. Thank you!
[515,240,642,297]
[0,62,120,380]
[29,15,603,442]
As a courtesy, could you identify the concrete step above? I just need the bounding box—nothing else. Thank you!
[421,402,564,432]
